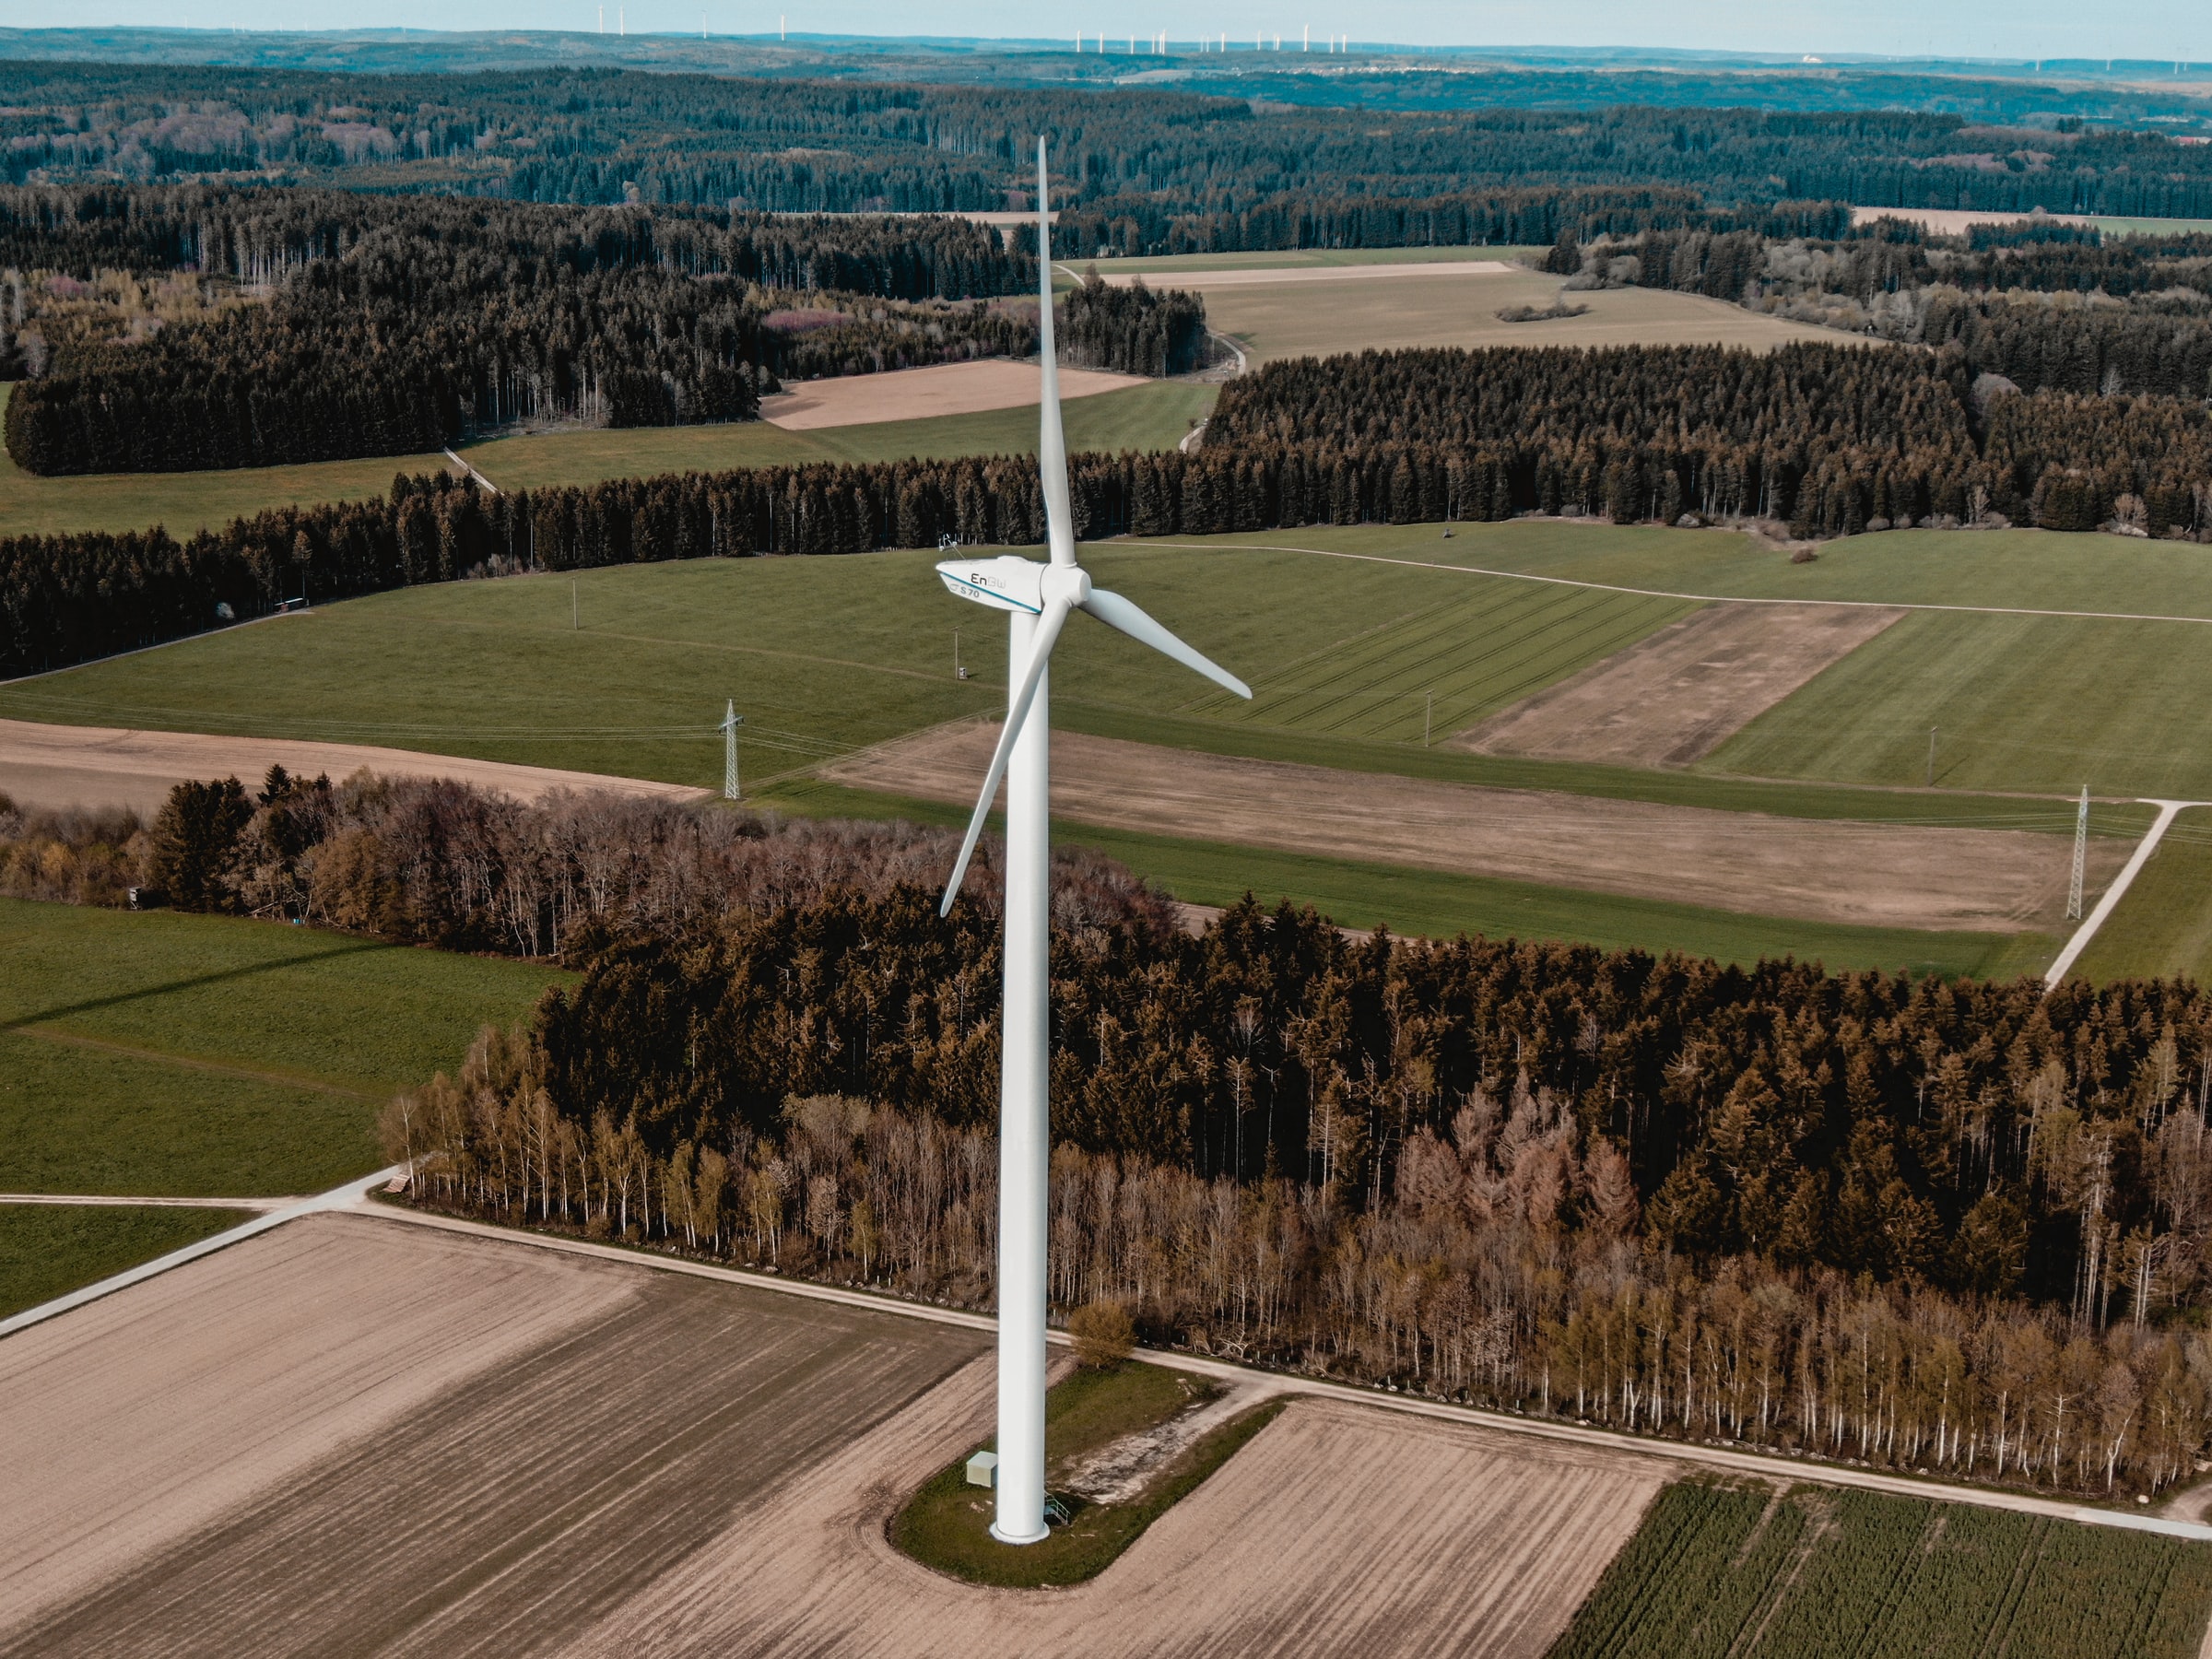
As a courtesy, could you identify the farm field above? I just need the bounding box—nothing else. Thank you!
[2069,812,2212,984]
[1850,206,2212,238]
[0,1204,247,1320]
[759,359,1145,430]
[0,378,1213,540]
[1171,267,1853,363]
[1708,608,2212,799]
[564,1379,1666,1657]
[0,898,564,1194]
[776,780,2061,979]
[0,1210,987,1653]
[1550,1479,2212,1659]
[1054,245,1550,280]
[824,724,2111,935]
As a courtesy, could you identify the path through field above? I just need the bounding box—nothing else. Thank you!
[0,715,703,815]
[826,723,2115,932]
[759,359,1144,430]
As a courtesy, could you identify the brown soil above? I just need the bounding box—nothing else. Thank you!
[1092,260,1518,288]
[0,715,704,817]
[825,724,2116,932]
[0,1212,983,1656]
[759,359,1146,431]
[0,1213,639,1639]
[1461,603,1908,768]
[563,1380,1664,1658]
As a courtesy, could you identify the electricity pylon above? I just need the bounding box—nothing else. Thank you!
[721,700,744,801]
[2067,784,2088,922]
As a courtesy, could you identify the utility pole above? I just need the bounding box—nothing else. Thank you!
[1925,725,1937,787]
[954,627,966,680]
[721,701,744,801]
[2068,783,2089,922]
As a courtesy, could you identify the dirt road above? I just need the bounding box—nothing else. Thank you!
[1464,603,1908,768]
[759,359,1145,431]
[825,723,2112,933]
[0,716,703,816]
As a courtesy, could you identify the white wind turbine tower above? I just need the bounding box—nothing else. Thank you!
[935,137,1252,1546]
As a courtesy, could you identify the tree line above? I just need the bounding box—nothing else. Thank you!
[0,186,1041,474]
[13,339,2212,677]
[1558,218,2212,400]
[9,60,2212,224]
[371,883,2212,1499]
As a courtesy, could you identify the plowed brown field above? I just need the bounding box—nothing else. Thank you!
[759,359,1144,430]
[568,1378,1663,1659]
[1464,603,1909,768]
[825,724,2112,932]
[0,716,702,816]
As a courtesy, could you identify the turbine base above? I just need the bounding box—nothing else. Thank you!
[990,1521,1051,1547]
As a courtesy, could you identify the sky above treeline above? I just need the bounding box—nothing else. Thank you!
[48,3,2212,66]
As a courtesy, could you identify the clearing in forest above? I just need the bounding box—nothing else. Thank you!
[759,359,1146,429]
[1463,603,1908,768]
[822,724,2116,933]
[1549,1479,2212,1659]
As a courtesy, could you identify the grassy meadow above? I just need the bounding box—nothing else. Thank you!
[0,897,566,1194]
[0,378,1211,541]
[2070,812,2212,985]
[0,1204,252,1320]
[1551,1479,2212,1659]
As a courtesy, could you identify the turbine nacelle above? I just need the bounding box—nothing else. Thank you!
[936,555,1091,617]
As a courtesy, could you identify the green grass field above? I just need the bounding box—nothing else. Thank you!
[2071,811,2212,984]
[0,378,1211,540]
[1550,1480,2212,1659]
[0,1204,251,1320]
[0,898,566,1194]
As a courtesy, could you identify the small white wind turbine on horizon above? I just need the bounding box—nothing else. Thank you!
[935,137,1251,1547]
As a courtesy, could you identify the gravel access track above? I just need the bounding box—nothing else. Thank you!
[758,359,1145,431]
[1463,603,1909,768]
[567,1378,1663,1659]
[827,724,2111,932]
[0,1212,982,1657]
[0,716,702,816]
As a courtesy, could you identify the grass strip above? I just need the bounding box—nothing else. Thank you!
[0,1202,253,1319]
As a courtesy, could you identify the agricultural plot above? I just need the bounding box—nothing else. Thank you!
[2069,811,2212,984]
[0,1204,248,1320]
[824,724,2113,934]
[0,898,563,1195]
[1707,608,2212,800]
[0,1211,990,1654]
[564,1388,1665,1658]
[1170,267,1852,364]
[1550,1480,2212,1659]
[1464,604,1906,768]
[759,359,1146,430]
[0,378,1212,540]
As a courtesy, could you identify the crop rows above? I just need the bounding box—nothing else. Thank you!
[1551,1481,2212,1659]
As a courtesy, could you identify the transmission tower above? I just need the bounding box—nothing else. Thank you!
[2067,783,2089,922]
[721,700,744,801]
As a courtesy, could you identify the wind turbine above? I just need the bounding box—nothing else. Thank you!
[935,137,1252,1547]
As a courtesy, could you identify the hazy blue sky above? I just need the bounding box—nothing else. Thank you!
[69,2,2212,65]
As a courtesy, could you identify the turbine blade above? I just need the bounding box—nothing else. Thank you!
[1035,137,1077,569]
[939,597,1073,915]
[1079,586,1252,700]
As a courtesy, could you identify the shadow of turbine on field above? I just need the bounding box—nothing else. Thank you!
[3,941,396,1035]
